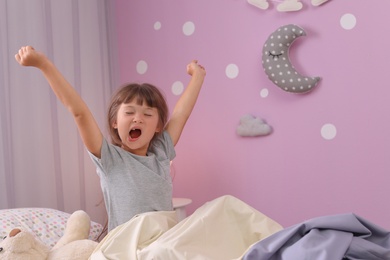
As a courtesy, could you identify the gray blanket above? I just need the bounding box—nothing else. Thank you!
[243,213,390,260]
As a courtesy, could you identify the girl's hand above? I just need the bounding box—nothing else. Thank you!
[187,60,206,77]
[15,46,48,68]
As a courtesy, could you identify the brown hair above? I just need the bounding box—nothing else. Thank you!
[107,83,169,147]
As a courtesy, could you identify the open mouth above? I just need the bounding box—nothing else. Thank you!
[129,129,142,139]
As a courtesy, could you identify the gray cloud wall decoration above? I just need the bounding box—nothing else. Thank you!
[236,114,272,137]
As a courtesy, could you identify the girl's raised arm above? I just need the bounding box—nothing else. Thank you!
[15,46,103,158]
[166,60,206,146]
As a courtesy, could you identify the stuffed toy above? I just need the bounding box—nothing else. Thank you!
[0,210,98,260]
[236,114,272,137]
[248,0,331,11]
[262,24,320,94]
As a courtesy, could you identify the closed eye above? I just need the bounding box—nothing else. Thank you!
[268,52,283,59]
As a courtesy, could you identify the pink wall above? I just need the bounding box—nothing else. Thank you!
[114,0,390,229]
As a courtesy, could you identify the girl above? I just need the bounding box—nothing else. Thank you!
[15,46,206,231]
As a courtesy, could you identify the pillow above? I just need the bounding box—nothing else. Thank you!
[0,208,103,248]
[262,24,320,93]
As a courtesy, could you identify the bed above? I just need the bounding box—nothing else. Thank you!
[1,197,389,260]
[89,195,390,260]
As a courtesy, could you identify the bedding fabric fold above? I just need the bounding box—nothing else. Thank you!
[90,210,178,260]
[90,195,282,260]
[242,213,390,260]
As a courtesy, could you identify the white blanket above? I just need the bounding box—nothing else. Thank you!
[90,195,282,260]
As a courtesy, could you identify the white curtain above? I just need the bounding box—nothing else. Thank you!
[0,0,118,225]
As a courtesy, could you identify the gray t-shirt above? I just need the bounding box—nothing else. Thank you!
[89,131,175,231]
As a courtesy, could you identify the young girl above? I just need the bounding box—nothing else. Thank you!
[15,46,206,231]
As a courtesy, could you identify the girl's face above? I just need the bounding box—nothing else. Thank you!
[113,100,161,156]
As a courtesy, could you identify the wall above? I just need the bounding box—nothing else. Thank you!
[114,0,390,229]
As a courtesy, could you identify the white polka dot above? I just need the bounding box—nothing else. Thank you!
[321,124,337,140]
[183,21,195,36]
[260,88,269,98]
[136,60,148,74]
[340,13,356,30]
[225,64,239,79]
[154,21,161,30]
[171,81,184,96]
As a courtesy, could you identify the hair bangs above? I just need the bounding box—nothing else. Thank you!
[123,84,158,108]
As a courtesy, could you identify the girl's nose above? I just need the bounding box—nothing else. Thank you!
[133,114,143,123]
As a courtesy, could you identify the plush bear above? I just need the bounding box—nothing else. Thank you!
[0,210,99,260]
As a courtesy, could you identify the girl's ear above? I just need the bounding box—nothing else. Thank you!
[155,124,163,133]
[112,121,118,129]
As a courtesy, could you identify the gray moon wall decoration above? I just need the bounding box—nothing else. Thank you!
[262,24,320,94]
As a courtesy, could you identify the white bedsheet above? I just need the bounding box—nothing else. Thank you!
[90,195,283,260]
